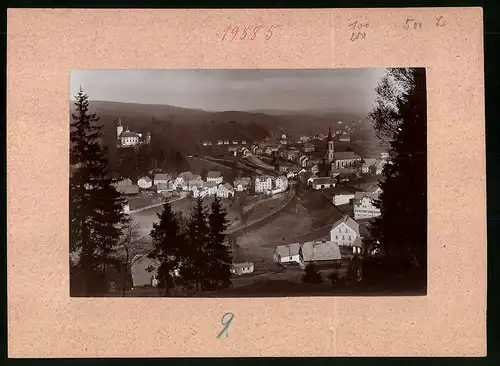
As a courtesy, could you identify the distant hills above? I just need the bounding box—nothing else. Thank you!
[69,100,377,153]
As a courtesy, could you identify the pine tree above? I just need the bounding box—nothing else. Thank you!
[367,68,427,282]
[179,197,209,292]
[70,88,129,296]
[148,202,185,296]
[205,197,233,291]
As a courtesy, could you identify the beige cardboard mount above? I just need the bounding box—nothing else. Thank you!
[7,7,486,357]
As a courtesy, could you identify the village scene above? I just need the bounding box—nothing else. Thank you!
[70,68,427,297]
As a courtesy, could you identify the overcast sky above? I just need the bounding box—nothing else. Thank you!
[70,69,387,112]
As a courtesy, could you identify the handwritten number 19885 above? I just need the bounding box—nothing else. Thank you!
[217,25,281,42]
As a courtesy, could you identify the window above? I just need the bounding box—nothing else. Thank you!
[349,236,351,240]
[335,235,338,239]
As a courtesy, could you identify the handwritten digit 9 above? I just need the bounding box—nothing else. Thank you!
[229,26,239,42]
[217,312,235,339]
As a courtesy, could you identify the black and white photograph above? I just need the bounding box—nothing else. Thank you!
[69,68,427,297]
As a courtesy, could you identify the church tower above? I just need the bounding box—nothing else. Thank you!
[117,118,123,139]
[326,126,335,164]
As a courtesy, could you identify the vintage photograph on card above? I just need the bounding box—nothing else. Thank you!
[69,68,427,297]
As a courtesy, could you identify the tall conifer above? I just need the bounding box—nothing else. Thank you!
[180,197,209,292]
[206,197,233,291]
[367,68,427,281]
[148,202,185,296]
[70,88,128,296]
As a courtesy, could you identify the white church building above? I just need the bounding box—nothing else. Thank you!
[116,118,151,148]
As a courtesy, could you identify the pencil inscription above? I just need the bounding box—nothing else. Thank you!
[216,24,282,42]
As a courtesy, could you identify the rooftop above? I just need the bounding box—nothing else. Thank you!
[331,215,359,233]
[154,173,171,181]
[207,170,222,178]
[275,243,301,257]
[120,131,139,138]
[335,152,361,161]
[301,240,341,262]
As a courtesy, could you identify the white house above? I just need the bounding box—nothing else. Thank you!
[174,171,200,189]
[137,176,153,189]
[311,177,336,190]
[353,192,381,220]
[301,240,342,263]
[273,243,304,268]
[217,140,224,145]
[299,155,309,168]
[233,177,251,192]
[330,216,362,254]
[231,262,254,275]
[203,181,218,196]
[332,188,356,206]
[241,140,247,145]
[255,175,273,193]
[154,173,171,185]
[207,170,223,184]
[191,186,209,198]
[188,178,204,189]
[361,159,385,175]
[223,140,230,145]
[274,175,289,191]
[119,128,140,147]
[217,183,234,198]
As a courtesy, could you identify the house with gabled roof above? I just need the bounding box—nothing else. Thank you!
[154,173,172,185]
[330,215,362,254]
[137,176,152,189]
[217,183,234,198]
[207,170,223,184]
[273,243,304,268]
[353,191,381,220]
[301,240,342,263]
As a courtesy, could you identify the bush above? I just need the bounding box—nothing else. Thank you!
[301,263,322,284]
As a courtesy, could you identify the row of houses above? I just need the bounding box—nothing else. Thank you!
[273,216,362,268]
[114,170,290,199]
[202,139,248,146]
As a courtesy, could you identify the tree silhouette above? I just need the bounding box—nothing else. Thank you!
[301,263,322,284]
[70,88,129,296]
[367,68,427,284]
[180,197,210,292]
[205,197,233,291]
[148,202,185,296]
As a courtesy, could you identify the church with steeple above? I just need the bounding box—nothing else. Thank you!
[325,126,335,164]
[116,118,151,148]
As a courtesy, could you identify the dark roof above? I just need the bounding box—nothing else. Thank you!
[122,185,139,195]
[207,170,222,178]
[302,240,341,261]
[120,131,139,138]
[312,177,336,185]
